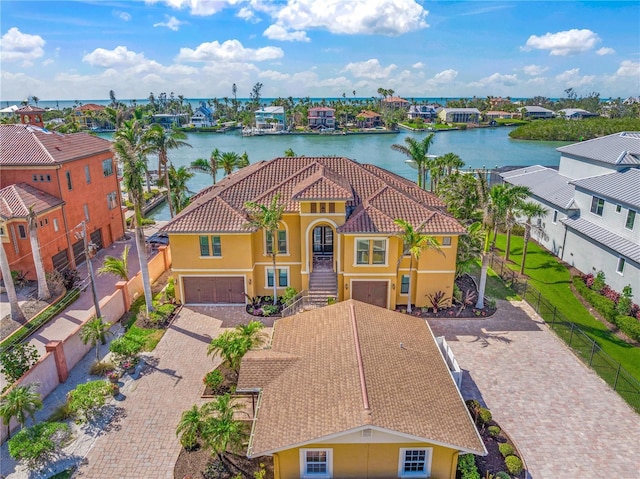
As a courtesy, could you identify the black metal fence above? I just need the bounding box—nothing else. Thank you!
[488,254,640,414]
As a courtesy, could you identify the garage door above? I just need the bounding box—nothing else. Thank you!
[90,229,103,250]
[183,277,245,304]
[352,281,388,308]
[52,249,70,272]
[72,239,85,266]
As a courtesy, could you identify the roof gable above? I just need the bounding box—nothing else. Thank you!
[569,168,640,207]
[556,132,640,166]
[0,183,64,219]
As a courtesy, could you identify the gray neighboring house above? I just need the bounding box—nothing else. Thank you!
[557,108,599,120]
[521,105,555,119]
[502,132,640,302]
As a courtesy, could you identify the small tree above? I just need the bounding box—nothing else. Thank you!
[519,201,548,274]
[617,285,633,316]
[0,343,40,385]
[97,245,129,281]
[201,394,246,466]
[0,383,43,438]
[207,330,246,373]
[80,317,114,360]
[235,321,267,351]
[8,422,71,470]
[67,380,110,422]
[176,404,205,450]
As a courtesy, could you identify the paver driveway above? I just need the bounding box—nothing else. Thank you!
[428,300,640,478]
[76,308,223,479]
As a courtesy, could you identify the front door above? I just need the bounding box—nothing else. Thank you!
[313,226,333,255]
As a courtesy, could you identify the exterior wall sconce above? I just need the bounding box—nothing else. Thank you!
[248,278,252,285]
[392,283,395,290]
[345,283,348,290]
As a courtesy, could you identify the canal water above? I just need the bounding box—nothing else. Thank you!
[101,127,569,220]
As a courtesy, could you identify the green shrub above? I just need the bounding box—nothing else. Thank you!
[495,472,511,479]
[281,286,298,306]
[8,422,71,470]
[616,315,640,341]
[261,304,280,316]
[505,455,523,475]
[164,277,176,303]
[617,285,633,316]
[572,276,618,322]
[478,407,492,425]
[592,270,606,292]
[488,425,501,437]
[109,335,143,363]
[203,370,224,390]
[498,443,514,457]
[457,453,480,479]
[0,343,40,385]
[67,380,110,422]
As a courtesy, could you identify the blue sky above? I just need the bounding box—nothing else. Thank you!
[1,0,638,101]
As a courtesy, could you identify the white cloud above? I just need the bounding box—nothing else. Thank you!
[271,0,428,36]
[177,39,283,62]
[144,0,241,16]
[523,29,600,56]
[83,46,146,68]
[468,72,519,88]
[596,47,615,56]
[615,60,639,77]
[113,10,132,21]
[555,68,595,87]
[42,58,54,66]
[0,28,46,65]
[412,62,424,69]
[258,69,291,81]
[522,64,548,76]
[433,69,457,83]
[342,59,397,79]
[237,6,260,23]
[154,15,186,31]
[263,24,309,42]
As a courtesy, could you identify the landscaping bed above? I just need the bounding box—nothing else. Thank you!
[202,362,237,397]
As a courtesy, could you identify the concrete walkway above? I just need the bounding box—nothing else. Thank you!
[428,300,640,478]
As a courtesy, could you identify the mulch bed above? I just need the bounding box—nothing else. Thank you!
[202,362,238,397]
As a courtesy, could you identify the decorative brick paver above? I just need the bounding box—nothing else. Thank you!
[76,308,224,479]
[428,300,640,478]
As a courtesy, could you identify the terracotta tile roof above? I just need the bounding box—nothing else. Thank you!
[383,96,408,103]
[308,107,335,112]
[357,110,381,119]
[74,104,106,111]
[163,157,463,235]
[0,124,112,166]
[15,106,46,113]
[238,300,485,457]
[0,183,64,219]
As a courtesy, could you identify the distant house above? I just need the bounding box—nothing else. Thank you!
[0,104,20,118]
[557,108,599,120]
[502,132,640,302]
[255,106,286,131]
[152,113,189,128]
[521,106,555,119]
[237,300,486,479]
[308,107,335,129]
[408,104,437,121]
[190,104,215,127]
[356,110,382,128]
[382,96,409,109]
[437,108,480,123]
[489,97,512,109]
[73,104,108,130]
[485,111,516,120]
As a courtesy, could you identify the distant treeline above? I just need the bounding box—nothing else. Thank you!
[509,118,640,141]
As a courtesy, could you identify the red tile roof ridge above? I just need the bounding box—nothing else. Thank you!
[252,161,319,207]
[0,183,64,218]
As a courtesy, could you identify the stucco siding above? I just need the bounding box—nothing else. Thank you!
[558,155,619,179]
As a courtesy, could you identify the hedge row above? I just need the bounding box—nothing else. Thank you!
[573,277,640,341]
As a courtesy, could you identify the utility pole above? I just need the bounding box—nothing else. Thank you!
[75,221,101,318]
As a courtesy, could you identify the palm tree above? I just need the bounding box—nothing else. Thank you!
[190,148,220,185]
[97,245,129,281]
[26,206,50,300]
[0,383,42,438]
[394,219,441,313]
[244,194,285,305]
[176,404,205,450]
[475,172,494,309]
[519,202,548,275]
[144,124,191,218]
[239,151,249,168]
[391,133,435,189]
[219,151,241,176]
[0,239,25,322]
[80,316,113,360]
[439,152,465,175]
[284,148,296,157]
[201,394,246,465]
[207,330,246,373]
[112,118,154,316]
[456,222,483,278]
[235,321,267,351]
[491,184,530,262]
[167,164,195,214]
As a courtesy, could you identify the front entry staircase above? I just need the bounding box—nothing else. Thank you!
[281,256,337,317]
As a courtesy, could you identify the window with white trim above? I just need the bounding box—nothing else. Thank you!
[400,275,410,294]
[441,236,452,246]
[398,448,432,478]
[625,209,636,230]
[199,236,222,257]
[103,158,114,177]
[617,257,625,275]
[356,239,386,265]
[266,268,288,288]
[53,218,59,232]
[107,191,118,210]
[300,448,332,478]
[266,229,287,254]
[18,224,27,239]
[590,196,604,216]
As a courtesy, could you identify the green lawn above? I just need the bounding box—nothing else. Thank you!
[495,234,640,381]
[468,263,519,301]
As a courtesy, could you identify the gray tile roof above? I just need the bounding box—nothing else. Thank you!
[556,132,640,166]
[523,106,554,113]
[501,166,576,210]
[569,169,640,208]
[561,216,640,264]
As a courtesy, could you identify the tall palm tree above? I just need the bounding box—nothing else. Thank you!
[391,133,435,189]
[0,383,42,438]
[97,245,129,281]
[167,164,194,214]
[519,202,548,275]
[244,194,285,305]
[491,184,530,262]
[219,151,241,176]
[190,148,220,185]
[439,152,465,175]
[26,206,50,300]
[0,239,25,322]
[394,219,441,313]
[80,316,114,360]
[475,172,495,309]
[144,124,191,218]
[456,222,483,278]
[112,118,154,315]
